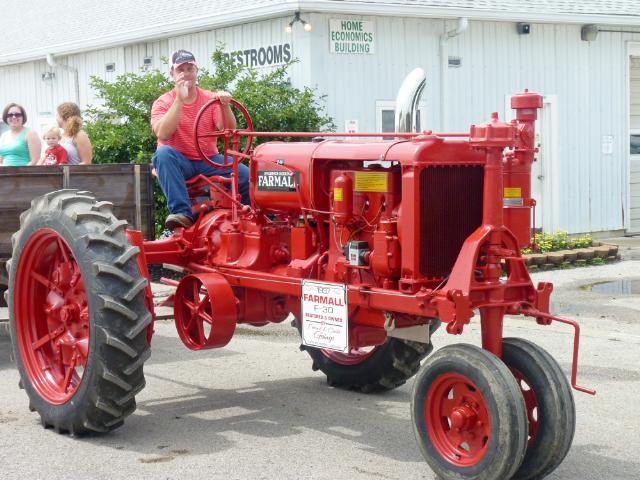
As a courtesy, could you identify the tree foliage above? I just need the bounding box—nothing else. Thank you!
[85,47,335,236]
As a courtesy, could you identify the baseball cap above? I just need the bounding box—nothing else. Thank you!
[171,49,197,68]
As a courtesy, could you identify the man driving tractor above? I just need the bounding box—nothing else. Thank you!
[151,49,250,230]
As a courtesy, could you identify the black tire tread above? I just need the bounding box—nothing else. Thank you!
[8,189,150,436]
[301,321,439,393]
[503,337,576,480]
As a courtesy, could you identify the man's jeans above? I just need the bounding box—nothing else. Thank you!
[152,145,250,219]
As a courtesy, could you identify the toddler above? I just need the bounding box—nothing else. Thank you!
[40,125,68,165]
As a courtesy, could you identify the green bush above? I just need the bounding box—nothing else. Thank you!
[85,47,335,237]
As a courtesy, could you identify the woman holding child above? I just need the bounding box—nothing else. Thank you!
[0,103,41,166]
[56,102,92,165]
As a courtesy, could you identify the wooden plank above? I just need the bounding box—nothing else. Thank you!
[0,164,154,258]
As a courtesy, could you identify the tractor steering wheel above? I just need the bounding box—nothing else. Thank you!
[193,98,254,168]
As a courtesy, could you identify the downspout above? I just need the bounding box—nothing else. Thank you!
[46,53,80,105]
[439,17,468,131]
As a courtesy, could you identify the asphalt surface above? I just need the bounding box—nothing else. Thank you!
[1,249,640,479]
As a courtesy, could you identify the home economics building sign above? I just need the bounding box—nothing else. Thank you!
[329,19,375,54]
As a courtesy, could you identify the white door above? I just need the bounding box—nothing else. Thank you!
[628,53,640,233]
[506,95,558,233]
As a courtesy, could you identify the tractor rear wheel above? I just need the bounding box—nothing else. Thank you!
[502,338,576,480]
[8,190,151,434]
[411,344,528,480]
[299,320,440,392]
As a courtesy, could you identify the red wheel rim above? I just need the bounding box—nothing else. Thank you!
[425,373,491,467]
[511,367,539,447]
[14,229,90,404]
[175,276,214,349]
[320,346,377,365]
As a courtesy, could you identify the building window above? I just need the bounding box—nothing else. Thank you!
[376,100,425,139]
[632,132,640,155]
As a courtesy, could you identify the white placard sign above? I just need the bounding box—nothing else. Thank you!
[329,19,375,54]
[301,280,348,352]
[345,119,359,133]
[601,135,613,155]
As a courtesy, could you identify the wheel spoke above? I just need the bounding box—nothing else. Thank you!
[55,237,71,264]
[31,271,59,292]
[196,316,206,343]
[191,281,200,304]
[32,326,65,351]
[62,353,78,392]
[199,310,213,325]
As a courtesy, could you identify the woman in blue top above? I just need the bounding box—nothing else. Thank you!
[0,103,41,166]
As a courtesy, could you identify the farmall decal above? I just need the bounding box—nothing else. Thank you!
[257,170,300,192]
[301,280,349,352]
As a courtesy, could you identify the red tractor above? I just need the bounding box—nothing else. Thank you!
[7,71,594,480]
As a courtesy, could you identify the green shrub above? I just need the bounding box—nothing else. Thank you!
[525,231,593,254]
[85,47,335,237]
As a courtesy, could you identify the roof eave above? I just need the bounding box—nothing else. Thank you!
[1,2,638,67]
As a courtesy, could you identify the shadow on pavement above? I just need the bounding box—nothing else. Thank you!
[81,373,421,464]
[0,335,14,371]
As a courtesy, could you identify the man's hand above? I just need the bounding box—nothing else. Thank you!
[175,73,193,103]
[212,91,237,130]
[213,90,232,105]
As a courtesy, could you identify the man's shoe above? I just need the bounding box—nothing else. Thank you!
[165,214,193,230]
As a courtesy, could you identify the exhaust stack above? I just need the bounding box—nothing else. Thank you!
[395,68,426,133]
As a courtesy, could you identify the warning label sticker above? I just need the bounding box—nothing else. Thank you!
[301,280,348,352]
[503,187,522,198]
[354,172,388,192]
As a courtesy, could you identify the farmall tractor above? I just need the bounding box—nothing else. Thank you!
[7,69,594,480]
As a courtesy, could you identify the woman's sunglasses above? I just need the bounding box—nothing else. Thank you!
[7,113,23,118]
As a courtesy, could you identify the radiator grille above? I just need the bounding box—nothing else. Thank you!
[419,165,484,278]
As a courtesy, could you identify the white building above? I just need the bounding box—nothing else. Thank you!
[1,1,640,236]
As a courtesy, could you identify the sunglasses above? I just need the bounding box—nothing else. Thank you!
[7,113,23,118]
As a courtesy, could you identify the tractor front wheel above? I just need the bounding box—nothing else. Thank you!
[411,344,528,480]
[8,190,151,434]
[502,338,576,480]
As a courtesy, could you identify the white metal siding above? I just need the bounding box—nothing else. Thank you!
[1,14,640,235]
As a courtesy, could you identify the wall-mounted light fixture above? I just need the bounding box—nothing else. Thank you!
[581,24,599,41]
[285,11,311,33]
[517,23,531,35]
[581,24,640,42]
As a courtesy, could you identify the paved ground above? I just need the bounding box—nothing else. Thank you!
[1,238,639,479]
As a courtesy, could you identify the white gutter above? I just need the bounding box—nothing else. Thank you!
[0,3,301,66]
[440,17,468,131]
[1,1,639,66]
[46,54,80,105]
[301,1,640,26]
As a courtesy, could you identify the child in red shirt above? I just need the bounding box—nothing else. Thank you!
[40,125,68,165]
